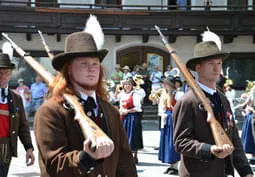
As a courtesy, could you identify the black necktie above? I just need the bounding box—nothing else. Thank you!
[213,92,218,99]
[86,96,97,109]
[82,96,97,120]
[1,88,6,102]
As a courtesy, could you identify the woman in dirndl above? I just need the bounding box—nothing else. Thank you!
[240,85,255,164]
[158,76,180,175]
[115,77,143,163]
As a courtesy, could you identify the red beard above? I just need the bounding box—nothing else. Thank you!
[76,82,98,91]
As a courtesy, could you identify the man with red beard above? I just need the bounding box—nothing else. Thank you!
[34,31,137,176]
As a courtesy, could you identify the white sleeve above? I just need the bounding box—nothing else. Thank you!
[136,89,146,101]
[175,91,184,101]
[132,92,142,112]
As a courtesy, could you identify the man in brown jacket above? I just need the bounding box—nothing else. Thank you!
[34,17,137,177]
[0,53,34,177]
[173,40,254,177]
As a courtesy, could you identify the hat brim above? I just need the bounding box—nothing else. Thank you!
[52,49,108,71]
[186,52,229,71]
[0,63,15,69]
[122,68,130,71]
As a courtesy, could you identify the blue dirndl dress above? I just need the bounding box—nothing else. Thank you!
[121,91,143,151]
[123,112,143,151]
[241,112,255,154]
[158,109,180,163]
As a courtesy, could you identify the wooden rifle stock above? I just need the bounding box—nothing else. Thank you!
[155,26,233,147]
[2,33,111,151]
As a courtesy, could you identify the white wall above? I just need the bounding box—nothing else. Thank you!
[122,0,168,10]
[191,0,227,10]
[1,33,255,79]
[0,0,29,6]
[58,0,95,8]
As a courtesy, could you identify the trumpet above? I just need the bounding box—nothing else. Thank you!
[115,84,123,92]
[149,88,164,104]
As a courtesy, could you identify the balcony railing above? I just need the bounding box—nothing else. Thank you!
[0,0,254,11]
[0,0,254,39]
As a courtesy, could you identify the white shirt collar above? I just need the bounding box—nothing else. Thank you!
[197,81,216,96]
[79,91,97,104]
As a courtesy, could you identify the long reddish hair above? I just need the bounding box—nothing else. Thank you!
[49,61,109,103]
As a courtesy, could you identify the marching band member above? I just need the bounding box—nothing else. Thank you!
[115,77,143,164]
[158,76,180,175]
[239,85,255,165]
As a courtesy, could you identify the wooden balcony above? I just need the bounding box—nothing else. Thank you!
[0,3,255,40]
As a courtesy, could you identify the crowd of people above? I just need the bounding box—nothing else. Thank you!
[15,75,48,119]
[0,14,254,177]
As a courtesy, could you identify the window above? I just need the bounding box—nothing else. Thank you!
[222,53,255,89]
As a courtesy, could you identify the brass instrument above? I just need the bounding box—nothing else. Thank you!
[115,84,123,92]
[133,74,144,86]
[149,88,164,104]
[104,79,115,91]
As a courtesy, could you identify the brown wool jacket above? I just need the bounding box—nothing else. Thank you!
[34,97,137,177]
[173,90,253,177]
[8,89,34,157]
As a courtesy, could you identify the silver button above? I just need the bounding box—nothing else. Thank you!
[97,174,102,177]
[12,131,16,134]
[87,112,92,117]
[12,115,15,118]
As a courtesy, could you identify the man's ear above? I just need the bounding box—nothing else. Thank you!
[67,65,72,75]
[195,64,201,73]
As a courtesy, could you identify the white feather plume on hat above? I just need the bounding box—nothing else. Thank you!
[84,14,104,50]
[201,27,222,50]
[1,41,13,59]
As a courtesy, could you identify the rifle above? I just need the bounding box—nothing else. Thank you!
[38,30,54,60]
[155,26,233,147]
[2,33,111,151]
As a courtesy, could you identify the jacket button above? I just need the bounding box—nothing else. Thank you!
[12,115,15,118]
[12,131,16,134]
[97,174,102,177]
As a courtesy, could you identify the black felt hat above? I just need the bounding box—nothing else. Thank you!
[52,32,108,71]
[0,53,15,69]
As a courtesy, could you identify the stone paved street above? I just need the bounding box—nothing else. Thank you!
[8,120,255,177]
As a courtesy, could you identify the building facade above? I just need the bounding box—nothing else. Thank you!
[0,0,254,90]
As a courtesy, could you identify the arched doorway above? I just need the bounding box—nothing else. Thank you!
[116,46,170,74]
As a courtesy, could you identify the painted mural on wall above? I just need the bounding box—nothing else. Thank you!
[147,53,163,74]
